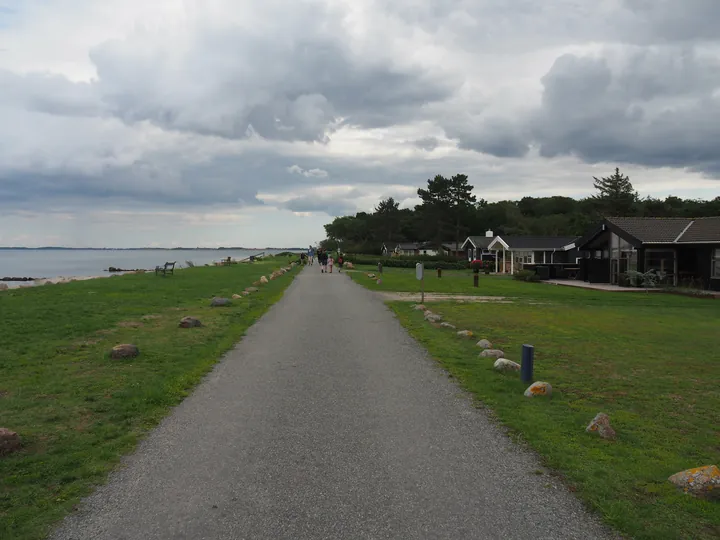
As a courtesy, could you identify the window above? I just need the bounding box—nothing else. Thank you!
[713,249,720,278]
[514,251,533,264]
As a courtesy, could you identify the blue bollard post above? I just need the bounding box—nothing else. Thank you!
[521,344,534,383]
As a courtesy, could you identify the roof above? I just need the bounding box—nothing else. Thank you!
[605,216,720,244]
[605,217,691,243]
[396,242,420,250]
[490,236,578,250]
[464,236,495,249]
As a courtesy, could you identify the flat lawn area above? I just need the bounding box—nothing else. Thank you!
[355,266,720,539]
[0,261,298,540]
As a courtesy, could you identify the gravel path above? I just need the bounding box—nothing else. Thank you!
[50,267,614,540]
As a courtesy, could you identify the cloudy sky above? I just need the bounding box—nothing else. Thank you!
[1,0,719,248]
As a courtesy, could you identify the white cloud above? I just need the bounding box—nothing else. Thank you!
[0,0,718,248]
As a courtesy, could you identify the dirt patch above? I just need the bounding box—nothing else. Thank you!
[376,292,514,303]
[117,321,144,328]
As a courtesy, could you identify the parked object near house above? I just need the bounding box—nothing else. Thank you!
[574,216,720,291]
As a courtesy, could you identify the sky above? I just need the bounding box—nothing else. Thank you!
[1,0,719,248]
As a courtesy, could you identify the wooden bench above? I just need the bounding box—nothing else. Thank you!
[155,261,176,276]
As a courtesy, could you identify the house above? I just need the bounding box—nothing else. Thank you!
[574,216,720,290]
[487,235,579,274]
[440,241,466,258]
[461,231,498,261]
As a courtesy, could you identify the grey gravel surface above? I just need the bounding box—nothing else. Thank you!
[50,267,614,540]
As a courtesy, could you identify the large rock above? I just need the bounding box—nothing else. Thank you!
[424,311,442,322]
[110,344,139,359]
[0,283,8,291]
[476,339,492,349]
[210,297,231,307]
[179,316,202,328]
[260,275,269,284]
[440,322,456,329]
[0,428,21,455]
[586,413,616,440]
[479,349,504,358]
[668,465,720,500]
[245,287,259,293]
[494,358,520,372]
[232,294,243,299]
[367,273,376,278]
[524,381,552,398]
[457,330,473,337]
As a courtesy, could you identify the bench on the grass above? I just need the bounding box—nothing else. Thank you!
[155,261,176,276]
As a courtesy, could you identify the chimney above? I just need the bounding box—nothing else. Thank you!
[485,230,494,237]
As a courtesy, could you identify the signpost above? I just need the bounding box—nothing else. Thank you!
[416,262,424,303]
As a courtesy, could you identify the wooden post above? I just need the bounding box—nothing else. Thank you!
[473,274,479,288]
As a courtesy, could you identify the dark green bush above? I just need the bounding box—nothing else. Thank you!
[512,269,540,282]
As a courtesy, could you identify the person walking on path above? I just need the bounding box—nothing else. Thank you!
[328,255,334,273]
[337,254,344,273]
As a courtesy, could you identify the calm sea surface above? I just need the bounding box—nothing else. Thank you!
[0,249,300,286]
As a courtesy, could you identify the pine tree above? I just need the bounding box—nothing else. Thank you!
[592,167,638,216]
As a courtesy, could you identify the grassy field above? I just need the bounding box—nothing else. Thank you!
[0,260,298,540]
[353,266,720,539]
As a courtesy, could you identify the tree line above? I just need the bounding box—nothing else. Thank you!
[322,168,720,253]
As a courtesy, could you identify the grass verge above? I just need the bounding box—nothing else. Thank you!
[353,266,720,539]
[0,261,298,540]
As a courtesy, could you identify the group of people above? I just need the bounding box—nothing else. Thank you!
[308,247,343,274]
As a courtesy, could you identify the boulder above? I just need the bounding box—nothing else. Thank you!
[412,304,426,311]
[585,413,616,440]
[524,381,552,398]
[457,330,473,337]
[210,297,232,307]
[110,344,139,359]
[494,358,521,372]
[245,287,259,293]
[668,465,720,500]
[424,311,442,322]
[260,276,269,284]
[479,349,504,358]
[0,283,7,291]
[232,294,243,299]
[367,273,376,278]
[440,322,456,329]
[476,339,492,349]
[179,316,202,328]
[0,428,21,455]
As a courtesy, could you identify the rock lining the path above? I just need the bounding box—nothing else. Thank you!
[457,330,473,337]
[585,413,616,440]
[179,316,202,328]
[476,339,492,349]
[440,322,456,329]
[494,358,520,372]
[0,428,21,456]
[245,287,259,293]
[210,297,232,307]
[110,344,140,359]
[668,465,720,500]
[479,349,504,358]
[524,381,552,398]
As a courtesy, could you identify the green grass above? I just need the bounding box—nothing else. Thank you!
[354,266,720,539]
[0,261,298,540]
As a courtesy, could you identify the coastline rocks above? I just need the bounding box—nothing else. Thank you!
[586,413,616,440]
[494,358,521,372]
[476,339,492,349]
[668,465,720,500]
[457,330,473,338]
[479,349,504,359]
[0,428,22,456]
[524,381,552,398]
[110,344,139,360]
[179,316,202,328]
[260,276,269,284]
[1,277,37,282]
[210,297,231,307]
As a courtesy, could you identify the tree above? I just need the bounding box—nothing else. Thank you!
[592,167,638,216]
[417,174,476,256]
[374,197,400,242]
